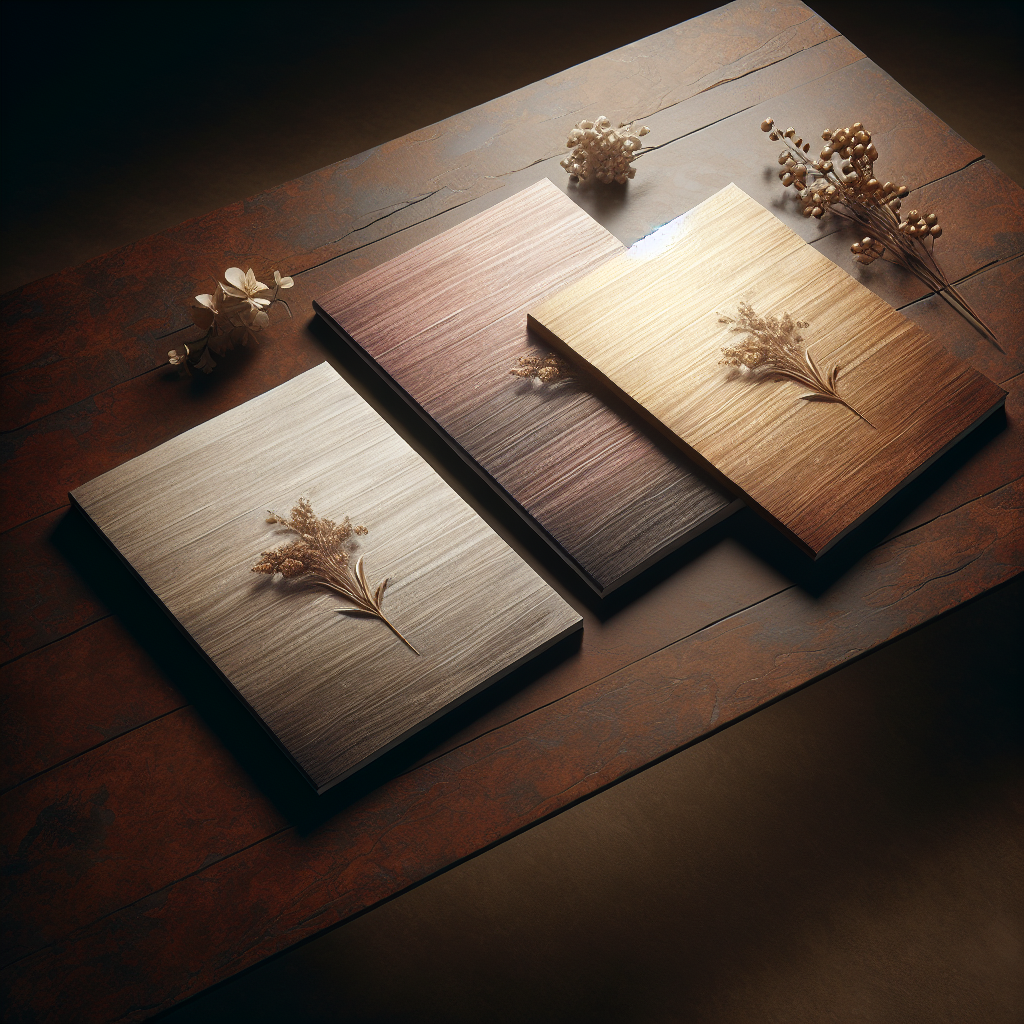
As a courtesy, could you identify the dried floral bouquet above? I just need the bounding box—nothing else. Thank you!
[719,302,871,425]
[170,267,294,374]
[760,117,997,346]
[252,498,418,653]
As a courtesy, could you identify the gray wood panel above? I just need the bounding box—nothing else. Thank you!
[71,363,582,792]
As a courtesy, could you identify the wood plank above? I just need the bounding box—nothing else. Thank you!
[566,55,981,259]
[3,477,1019,1024]
[529,184,1007,556]
[3,44,985,441]
[809,158,1024,315]
[0,0,843,432]
[72,364,581,792]
[898,253,1023,384]
[0,509,107,664]
[315,179,735,594]
[0,708,288,968]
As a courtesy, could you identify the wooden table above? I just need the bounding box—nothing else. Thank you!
[2,2,1021,1020]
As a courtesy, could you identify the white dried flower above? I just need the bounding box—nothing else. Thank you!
[222,267,271,303]
[560,115,651,185]
[171,267,294,375]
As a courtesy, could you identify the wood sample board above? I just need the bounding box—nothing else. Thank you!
[70,363,581,792]
[529,184,1007,556]
[314,179,738,594]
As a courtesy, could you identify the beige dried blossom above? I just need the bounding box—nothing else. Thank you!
[509,353,576,386]
[252,497,417,653]
[719,302,870,425]
[169,267,295,374]
[759,116,996,346]
[560,116,651,184]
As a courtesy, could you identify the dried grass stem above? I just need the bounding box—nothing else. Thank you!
[252,498,418,654]
[762,118,999,349]
[719,302,874,427]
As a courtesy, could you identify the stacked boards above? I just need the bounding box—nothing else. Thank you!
[74,181,1005,791]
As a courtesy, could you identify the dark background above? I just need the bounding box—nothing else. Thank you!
[3,2,1021,1021]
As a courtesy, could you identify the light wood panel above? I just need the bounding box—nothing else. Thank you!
[529,184,1007,557]
[71,363,581,792]
[314,179,737,594]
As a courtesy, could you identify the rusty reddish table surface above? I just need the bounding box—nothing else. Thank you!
[1,2,1021,1021]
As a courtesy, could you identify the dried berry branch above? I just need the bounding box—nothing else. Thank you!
[170,268,295,374]
[760,117,999,348]
[509,353,577,386]
[252,497,418,654]
[719,302,872,426]
[561,116,652,184]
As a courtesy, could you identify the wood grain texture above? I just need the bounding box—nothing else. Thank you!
[71,363,581,791]
[1,3,1022,1020]
[530,184,1007,556]
[2,244,1017,797]
[315,180,737,594]
[1,152,1013,542]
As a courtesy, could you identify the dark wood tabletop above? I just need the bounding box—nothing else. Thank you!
[2,2,1021,1021]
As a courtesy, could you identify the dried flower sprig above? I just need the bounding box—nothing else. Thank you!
[561,116,652,184]
[509,353,576,386]
[759,117,998,347]
[252,497,418,654]
[719,302,871,425]
[169,268,295,374]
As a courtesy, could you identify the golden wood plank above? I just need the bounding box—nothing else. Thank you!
[71,364,581,792]
[529,184,1007,557]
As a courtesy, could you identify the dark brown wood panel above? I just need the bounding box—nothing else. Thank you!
[2,478,1019,1024]
[316,180,734,593]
